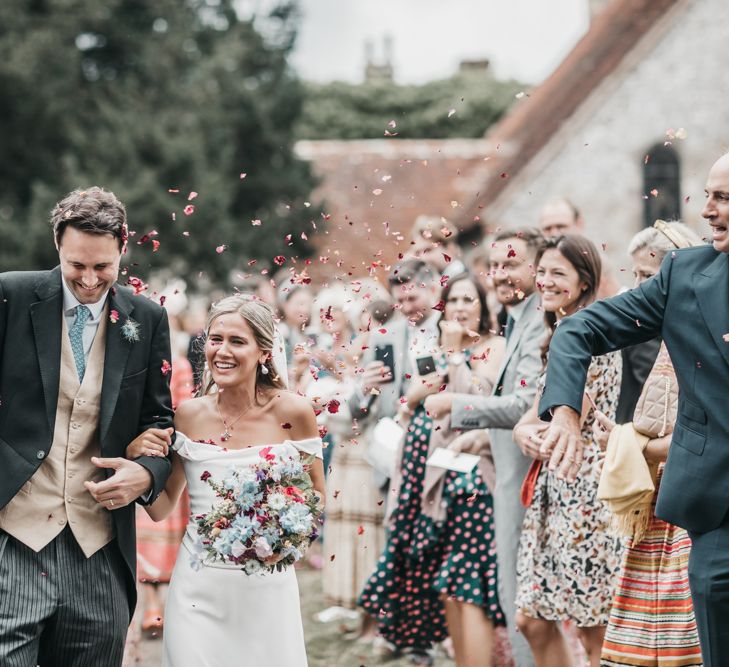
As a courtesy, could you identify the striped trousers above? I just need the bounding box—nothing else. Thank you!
[0,527,128,667]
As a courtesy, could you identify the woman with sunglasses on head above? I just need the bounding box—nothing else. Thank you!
[596,221,704,667]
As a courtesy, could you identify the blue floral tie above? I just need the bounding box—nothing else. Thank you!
[69,305,91,381]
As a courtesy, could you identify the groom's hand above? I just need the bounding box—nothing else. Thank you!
[84,457,154,510]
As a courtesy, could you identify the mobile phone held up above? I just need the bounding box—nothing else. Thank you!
[415,355,436,376]
[374,343,395,383]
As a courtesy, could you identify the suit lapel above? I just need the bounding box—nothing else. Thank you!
[99,286,134,443]
[29,268,64,433]
[693,252,729,369]
[492,293,538,394]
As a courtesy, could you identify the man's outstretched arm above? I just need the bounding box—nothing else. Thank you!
[539,251,672,479]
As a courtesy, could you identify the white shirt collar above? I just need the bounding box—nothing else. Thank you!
[61,278,109,322]
[506,291,536,323]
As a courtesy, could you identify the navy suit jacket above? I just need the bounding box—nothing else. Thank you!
[0,267,174,614]
[539,245,729,533]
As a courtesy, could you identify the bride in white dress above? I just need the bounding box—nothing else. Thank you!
[127,295,325,667]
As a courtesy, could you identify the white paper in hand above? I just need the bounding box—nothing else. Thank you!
[426,447,480,473]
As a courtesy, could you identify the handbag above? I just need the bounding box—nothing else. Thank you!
[632,343,678,438]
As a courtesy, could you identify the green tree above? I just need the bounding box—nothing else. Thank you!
[295,70,523,140]
[0,0,317,285]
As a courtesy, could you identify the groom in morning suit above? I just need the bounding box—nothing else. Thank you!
[0,188,174,666]
[538,154,729,666]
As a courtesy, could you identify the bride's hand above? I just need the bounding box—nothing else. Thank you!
[263,553,286,566]
[126,427,174,458]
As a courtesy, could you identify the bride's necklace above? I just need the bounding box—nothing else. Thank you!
[215,394,255,442]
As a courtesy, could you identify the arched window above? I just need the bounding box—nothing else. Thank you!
[643,144,681,227]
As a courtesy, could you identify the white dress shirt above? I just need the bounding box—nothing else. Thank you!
[62,279,110,361]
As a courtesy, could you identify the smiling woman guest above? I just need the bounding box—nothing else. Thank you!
[511,235,623,667]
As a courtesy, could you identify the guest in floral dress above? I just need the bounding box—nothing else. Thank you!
[511,235,623,667]
[359,273,507,666]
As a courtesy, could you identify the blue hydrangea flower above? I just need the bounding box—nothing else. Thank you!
[280,503,312,534]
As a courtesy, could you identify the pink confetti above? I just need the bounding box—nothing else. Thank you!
[127,276,148,295]
[183,205,195,216]
[216,245,228,254]
[188,192,198,201]
[161,359,172,375]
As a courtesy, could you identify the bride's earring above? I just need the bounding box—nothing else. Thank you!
[260,362,269,375]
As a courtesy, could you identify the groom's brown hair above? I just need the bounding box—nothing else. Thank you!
[51,187,127,250]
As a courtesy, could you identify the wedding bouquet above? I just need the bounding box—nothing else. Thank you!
[194,447,322,575]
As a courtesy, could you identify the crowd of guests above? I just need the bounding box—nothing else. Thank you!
[131,204,706,667]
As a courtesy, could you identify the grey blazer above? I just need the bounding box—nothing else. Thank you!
[451,292,546,432]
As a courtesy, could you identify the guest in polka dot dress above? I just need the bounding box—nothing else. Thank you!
[358,406,446,663]
[423,275,507,667]
[511,236,624,667]
[359,274,507,666]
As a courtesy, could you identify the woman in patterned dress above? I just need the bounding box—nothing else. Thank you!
[360,276,503,664]
[511,235,624,667]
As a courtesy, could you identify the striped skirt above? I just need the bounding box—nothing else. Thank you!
[601,475,703,666]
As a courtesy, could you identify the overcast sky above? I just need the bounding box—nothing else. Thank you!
[289,0,590,85]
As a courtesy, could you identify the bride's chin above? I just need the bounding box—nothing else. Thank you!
[211,373,254,388]
[211,373,237,387]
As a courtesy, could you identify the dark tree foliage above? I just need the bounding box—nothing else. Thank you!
[295,71,523,140]
[0,0,318,285]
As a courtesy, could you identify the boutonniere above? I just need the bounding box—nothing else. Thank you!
[120,318,141,343]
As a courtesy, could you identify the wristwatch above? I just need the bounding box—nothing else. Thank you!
[449,352,466,367]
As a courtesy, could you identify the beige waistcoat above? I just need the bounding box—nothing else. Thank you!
[0,310,114,557]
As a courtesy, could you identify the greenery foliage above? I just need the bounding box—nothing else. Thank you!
[295,71,523,140]
[0,0,318,285]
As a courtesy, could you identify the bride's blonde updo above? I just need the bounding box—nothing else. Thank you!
[199,294,287,396]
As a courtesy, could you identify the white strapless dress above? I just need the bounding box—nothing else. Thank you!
[162,435,323,667]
